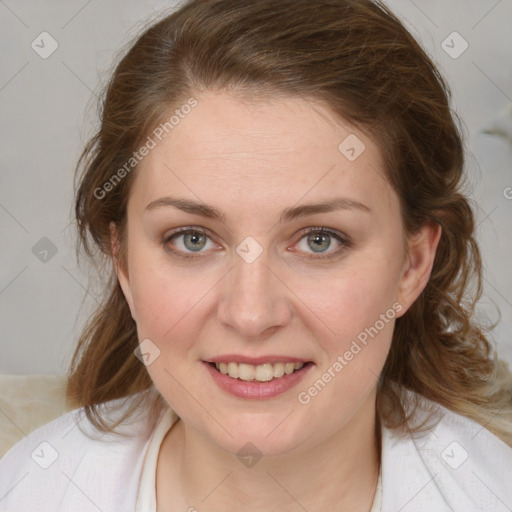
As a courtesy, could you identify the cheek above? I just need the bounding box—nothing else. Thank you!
[130,271,200,344]
[127,250,222,356]
[126,241,180,337]
[292,251,401,386]
[295,270,397,412]
[299,260,401,339]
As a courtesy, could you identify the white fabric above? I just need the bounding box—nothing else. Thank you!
[371,470,382,512]
[1,389,511,511]
[135,407,175,512]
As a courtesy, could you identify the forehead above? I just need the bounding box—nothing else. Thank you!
[129,90,396,218]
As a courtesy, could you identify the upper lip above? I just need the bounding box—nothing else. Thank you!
[205,354,312,365]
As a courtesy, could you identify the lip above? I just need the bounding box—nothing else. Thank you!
[205,354,312,365]
[202,360,315,399]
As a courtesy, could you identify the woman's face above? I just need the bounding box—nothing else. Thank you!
[115,90,439,456]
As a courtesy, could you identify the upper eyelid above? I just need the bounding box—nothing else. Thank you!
[164,226,349,249]
[164,226,216,243]
[164,225,345,238]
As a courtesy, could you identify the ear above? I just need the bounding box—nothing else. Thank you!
[395,222,442,317]
[110,221,137,321]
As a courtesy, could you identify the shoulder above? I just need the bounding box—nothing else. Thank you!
[380,390,512,512]
[0,390,164,512]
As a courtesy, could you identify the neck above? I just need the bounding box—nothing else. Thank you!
[157,392,381,512]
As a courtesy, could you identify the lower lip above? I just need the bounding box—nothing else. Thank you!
[202,361,314,399]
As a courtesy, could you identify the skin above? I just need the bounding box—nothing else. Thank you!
[112,90,441,511]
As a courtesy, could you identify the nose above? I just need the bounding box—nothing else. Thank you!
[217,247,292,339]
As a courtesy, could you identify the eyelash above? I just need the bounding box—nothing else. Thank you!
[162,226,352,261]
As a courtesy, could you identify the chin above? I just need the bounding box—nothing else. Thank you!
[202,412,311,459]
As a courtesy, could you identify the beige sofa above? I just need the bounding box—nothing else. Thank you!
[0,374,77,458]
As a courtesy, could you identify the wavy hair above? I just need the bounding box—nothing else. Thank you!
[67,0,512,444]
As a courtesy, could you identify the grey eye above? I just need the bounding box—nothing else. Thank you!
[182,231,208,252]
[306,232,332,253]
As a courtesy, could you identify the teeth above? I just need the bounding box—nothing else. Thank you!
[238,363,255,381]
[227,362,238,378]
[214,361,305,381]
[285,362,295,375]
[255,363,273,382]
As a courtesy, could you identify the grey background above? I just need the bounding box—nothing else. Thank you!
[1,0,511,375]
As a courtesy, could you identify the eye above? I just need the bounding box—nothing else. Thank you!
[163,226,351,261]
[293,227,351,259]
[163,227,217,260]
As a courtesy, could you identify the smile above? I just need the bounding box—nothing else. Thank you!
[203,359,314,399]
[211,361,306,382]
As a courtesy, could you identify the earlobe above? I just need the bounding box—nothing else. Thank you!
[110,221,137,321]
[396,222,442,316]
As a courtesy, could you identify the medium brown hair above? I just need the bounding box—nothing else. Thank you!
[67,0,512,443]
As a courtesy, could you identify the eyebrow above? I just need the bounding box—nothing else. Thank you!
[145,196,371,222]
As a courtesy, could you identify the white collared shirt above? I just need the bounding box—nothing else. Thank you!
[0,389,510,511]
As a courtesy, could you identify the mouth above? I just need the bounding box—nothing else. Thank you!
[206,360,314,382]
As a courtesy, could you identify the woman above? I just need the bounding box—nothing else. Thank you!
[1,0,511,510]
